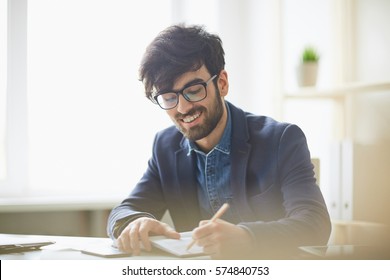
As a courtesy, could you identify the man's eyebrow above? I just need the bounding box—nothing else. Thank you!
[158,78,206,94]
[175,78,205,91]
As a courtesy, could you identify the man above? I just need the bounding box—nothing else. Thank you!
[107,24,331,259]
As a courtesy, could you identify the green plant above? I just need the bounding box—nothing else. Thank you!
[301,46,320,63]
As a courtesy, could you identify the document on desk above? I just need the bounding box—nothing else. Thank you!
[149,231,204,257]
[80,232,204,258]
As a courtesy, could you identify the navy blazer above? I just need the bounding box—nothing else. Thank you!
[108,102,331,256]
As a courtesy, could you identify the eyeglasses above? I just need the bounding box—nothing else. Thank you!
[152,75,217,110]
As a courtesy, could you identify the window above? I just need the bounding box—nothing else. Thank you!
[0,0,7,182]
[7,0,172,196]
[26,0,173,196]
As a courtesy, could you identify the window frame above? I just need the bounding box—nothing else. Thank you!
[0,0,29,195]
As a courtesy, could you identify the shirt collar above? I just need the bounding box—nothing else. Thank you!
[186,102,231,156]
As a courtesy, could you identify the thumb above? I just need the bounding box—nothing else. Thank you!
[161,224,180,239]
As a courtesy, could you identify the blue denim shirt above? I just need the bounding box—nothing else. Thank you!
[187,104,239,223]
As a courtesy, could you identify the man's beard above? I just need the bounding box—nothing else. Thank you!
[173,91,224,141]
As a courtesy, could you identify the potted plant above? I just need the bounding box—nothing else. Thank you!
[297,46,320,87]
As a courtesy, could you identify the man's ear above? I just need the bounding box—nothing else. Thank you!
[217,70,229,97]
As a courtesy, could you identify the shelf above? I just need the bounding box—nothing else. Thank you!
[284,80,390,99]
[0,194,123,212]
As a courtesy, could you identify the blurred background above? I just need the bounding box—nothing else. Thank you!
[0,0,389,243]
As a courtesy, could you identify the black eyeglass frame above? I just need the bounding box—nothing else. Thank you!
[151,74,218,110]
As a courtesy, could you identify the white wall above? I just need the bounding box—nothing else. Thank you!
[349,0,390,225]
[354,0,390,143]
[355,0,390,83]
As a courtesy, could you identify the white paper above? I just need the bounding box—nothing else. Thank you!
[149,231,204,257]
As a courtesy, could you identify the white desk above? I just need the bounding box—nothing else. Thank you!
[4,233,388,260]
[0,234,209,260]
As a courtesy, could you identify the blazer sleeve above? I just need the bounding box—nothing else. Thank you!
[239,124,331,257]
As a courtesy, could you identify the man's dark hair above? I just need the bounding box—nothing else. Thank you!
[139,24,225,100]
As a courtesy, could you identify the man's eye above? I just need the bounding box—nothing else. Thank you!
[184,85,203,95]
[163,96,176,102]
[158,93,177,104]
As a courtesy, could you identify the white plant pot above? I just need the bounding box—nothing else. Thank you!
[297,62,318,87]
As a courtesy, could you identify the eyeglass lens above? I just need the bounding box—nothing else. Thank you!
[157,83,206,109]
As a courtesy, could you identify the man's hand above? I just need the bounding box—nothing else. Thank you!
[116,217,180,255]
[192,219,253,259]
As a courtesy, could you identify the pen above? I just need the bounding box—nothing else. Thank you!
[186,202,230,251]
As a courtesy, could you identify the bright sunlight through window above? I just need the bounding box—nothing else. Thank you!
[0,0,7,181]
[27,0,172,196]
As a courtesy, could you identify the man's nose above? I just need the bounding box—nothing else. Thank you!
[176,94,193,114]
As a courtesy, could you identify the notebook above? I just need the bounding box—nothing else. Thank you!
[149,231,204,257]
[80,231,205,258]
[0,237,55,254]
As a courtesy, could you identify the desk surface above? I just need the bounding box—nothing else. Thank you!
[0,234,209,260]
[299,244,390,260]
[3,234,389,260]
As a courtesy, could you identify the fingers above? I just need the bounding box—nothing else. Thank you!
[192,219,252,258]
[192,220,221,247]
[116,217,179,255]
[116,218,152,255]
[193,219,220,239]
[129,222,142,255]
[116,227,132,252]
[193,223,221,256]
[138,222,152,251]
[161,223,181,239]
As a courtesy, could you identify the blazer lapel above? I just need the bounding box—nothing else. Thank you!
[175,144,202,224]
[231,139,257,222]
[229,102,257,221]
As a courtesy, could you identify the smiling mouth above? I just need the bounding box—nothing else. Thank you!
[182,112,201,123]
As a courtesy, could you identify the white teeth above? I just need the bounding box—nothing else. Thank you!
[183,112,200,123]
